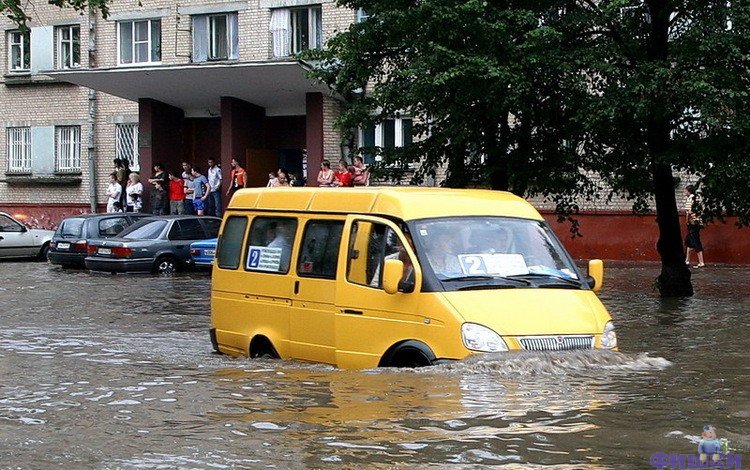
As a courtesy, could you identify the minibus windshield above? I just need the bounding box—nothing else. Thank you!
[412,217,580,287]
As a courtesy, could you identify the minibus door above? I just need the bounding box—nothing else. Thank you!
[334,216,423,369]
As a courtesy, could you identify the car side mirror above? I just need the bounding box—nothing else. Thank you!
[382,259,404,295]
[587,259,604,292]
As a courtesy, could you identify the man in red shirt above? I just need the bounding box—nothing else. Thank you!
[168,171,187,214]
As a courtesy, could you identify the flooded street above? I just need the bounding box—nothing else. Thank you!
[1,262,748,468]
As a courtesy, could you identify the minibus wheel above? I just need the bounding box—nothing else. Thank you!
[380,340,436,368]
[249,336,279,359]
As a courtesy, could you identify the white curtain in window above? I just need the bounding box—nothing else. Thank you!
[193,16,208,62]
[229,12,239,59]
[269,9,290,58]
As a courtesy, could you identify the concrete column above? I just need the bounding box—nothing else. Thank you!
[220,97,266,192]
[139,98,184,211]
[305,92,324,187]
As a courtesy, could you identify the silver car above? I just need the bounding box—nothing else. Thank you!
[0,211,54,260]
[84,215,221,274]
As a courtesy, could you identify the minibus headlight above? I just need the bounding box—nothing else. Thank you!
[601,321,617,350]
[461,323,509,353]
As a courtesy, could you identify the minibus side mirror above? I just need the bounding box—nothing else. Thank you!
[587,259,604,293]
[382,259,404,295]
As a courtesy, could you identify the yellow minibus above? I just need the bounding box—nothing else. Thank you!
[209,187,616,369]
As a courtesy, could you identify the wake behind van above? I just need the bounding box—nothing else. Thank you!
[209,187,616,369]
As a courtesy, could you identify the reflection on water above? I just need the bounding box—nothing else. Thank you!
[0,262,747,468]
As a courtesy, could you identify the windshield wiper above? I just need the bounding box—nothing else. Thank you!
[442,275,531,286]
[507,272,582,287]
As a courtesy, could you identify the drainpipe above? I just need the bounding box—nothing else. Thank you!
[86,7,98,213]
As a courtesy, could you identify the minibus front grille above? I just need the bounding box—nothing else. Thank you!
[518,335,594,351]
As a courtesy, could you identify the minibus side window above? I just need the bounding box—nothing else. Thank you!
[347,221,412,289]
[297,220,344,279]
[245,217,298,274]
[216,216,248,270]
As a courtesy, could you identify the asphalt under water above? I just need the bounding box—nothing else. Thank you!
[0,262,748,468]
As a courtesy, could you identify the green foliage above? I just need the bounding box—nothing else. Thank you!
[309,0,750,227]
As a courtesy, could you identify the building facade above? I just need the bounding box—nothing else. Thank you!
[1,0,748,263]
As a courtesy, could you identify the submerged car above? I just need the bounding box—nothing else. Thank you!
[48,213,150,268]
[189,238,217,269]
[0,211,54,260]
[84,216,221,274]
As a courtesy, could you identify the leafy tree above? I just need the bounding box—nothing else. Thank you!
[310,0,750,297]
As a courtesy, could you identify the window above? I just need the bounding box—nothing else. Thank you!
[217,216,247,270]
[297,220,344,279]
[116,123,139,171]
[122,220,168,240]
[118,19,161,65]
[346,221,411,289]
[58,218,84,237]
[169,219,206,241]
[99,217,128,237]
[201,218,222,238]
[359,118,414,164]
[8,30,30,71]
[245,217,297,274]
[0,214,24,232]
[56,25,80,69]
[7,127,32,173]
[269,6,321,57]
[55,126,81,173]
[192,13,239,62]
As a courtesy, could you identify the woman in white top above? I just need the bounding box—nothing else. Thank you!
[317,159,335,187]
[125,172,143,213]
[105,172,122,213]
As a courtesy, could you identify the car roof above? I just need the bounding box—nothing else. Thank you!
[59,213,150,220]
[227,187,543,221]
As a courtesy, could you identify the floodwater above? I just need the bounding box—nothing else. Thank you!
[0,262,748,469]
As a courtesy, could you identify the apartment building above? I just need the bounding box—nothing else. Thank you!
[1,0,357,224]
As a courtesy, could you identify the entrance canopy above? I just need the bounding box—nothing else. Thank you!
[46,60,334,117]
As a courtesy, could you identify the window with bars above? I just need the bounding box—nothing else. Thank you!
[116,124,140,171]
[55,126,81,172]
[118,19,161,65]
[56,25,81,69]
[8,30,31,71]
[7,127,32,173]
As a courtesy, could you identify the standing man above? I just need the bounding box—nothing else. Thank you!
[190,166,211,216]
[181,162,194,215]
[168,171,186,215]
[226,157,247,200]
[207,158,222,217]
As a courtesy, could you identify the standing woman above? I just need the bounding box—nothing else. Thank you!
[317,159,335,187]
[684,185,705,268]
[352,156,369,186]
[126,172,144,213]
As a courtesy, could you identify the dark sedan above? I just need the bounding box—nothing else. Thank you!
[84,216,221,274]
[48,213,150,268]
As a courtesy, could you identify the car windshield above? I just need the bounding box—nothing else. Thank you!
[59,218,85,238]
[121,220,168,240]
[412,217,579,283]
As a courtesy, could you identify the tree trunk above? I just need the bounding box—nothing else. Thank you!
[646,0,693,297]
[652,162,693,296]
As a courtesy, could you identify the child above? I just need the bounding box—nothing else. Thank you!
[266,171,278,187]
[129,193,142,213]
[151,180,167,215]
[112,201,124,213]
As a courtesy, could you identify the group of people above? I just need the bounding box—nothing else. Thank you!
[105,157,247,216]
[103,155,371,215]
[316,156,369,187]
